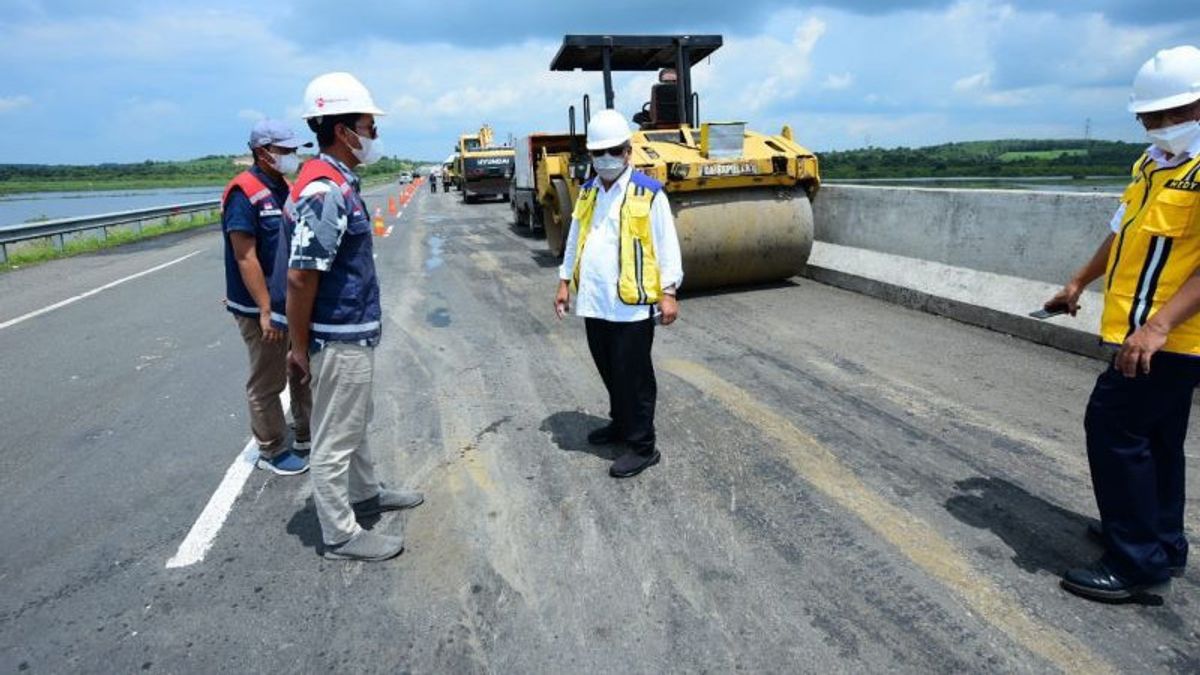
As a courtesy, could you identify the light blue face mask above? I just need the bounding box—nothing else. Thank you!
[592,154,627,182]
[271,152,300,175]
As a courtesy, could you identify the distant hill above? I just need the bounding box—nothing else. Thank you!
[818,139,1146,179]
[0,155,421,195]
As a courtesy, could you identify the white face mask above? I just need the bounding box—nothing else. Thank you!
[270,152,300,175]
[350,130,383,165]
[592,153,627,182]
[1147,120,1200,156]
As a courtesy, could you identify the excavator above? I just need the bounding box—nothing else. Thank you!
[454,125,516,204]
[531,34,820,290]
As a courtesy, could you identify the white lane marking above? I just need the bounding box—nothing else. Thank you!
[0,250,204,331]
[166,388,292,568]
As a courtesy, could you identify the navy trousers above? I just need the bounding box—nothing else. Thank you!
[1084,352,1200,582]
[585,318,657,453]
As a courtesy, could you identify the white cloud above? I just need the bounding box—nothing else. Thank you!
[0,95,32,113]
[953,71,991,93]
[733,17,827,111]
[0,1,1193,162]
[822,73,855,91]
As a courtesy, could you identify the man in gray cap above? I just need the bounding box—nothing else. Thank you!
[221,118,313,475]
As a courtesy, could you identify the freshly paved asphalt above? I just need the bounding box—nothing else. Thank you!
[0,183,1197,673]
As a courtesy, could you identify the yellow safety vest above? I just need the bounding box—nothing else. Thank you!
[570,174,663,305]
[1102,152,1200,353]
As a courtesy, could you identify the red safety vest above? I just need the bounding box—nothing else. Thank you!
[222,170,281,210]
[290,158,351,201]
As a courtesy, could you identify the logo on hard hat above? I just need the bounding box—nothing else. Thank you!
[314,96,349,110]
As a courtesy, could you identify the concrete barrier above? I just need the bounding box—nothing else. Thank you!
[806,184,1124,360]
[813,184,1118,285]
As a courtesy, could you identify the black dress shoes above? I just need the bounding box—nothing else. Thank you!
[587,424,619,445]
[1060,561,1170,601]
[1084,522,1185,578]
[609,449,660,478]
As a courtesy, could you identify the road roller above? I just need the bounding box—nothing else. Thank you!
[537,34,820,290]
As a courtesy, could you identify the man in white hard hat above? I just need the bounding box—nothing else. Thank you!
[222,119,313,476]
[554,108,683,478]
[285,72,423,562]
[1046,46,1200,601]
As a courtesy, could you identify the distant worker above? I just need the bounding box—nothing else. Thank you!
[429,169,438,193]
[286,72,424,562]
[221,118,313,476]
[554,109,683,478]
[1047,45,1200,602]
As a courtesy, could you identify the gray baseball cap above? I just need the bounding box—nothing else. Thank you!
[248,119,312,149]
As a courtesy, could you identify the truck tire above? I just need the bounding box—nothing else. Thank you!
[511,199,525,227]
[542,178,572,258]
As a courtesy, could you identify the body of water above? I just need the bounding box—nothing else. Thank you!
[0,186,223,227]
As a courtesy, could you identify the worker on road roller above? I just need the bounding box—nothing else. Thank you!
[554,109,683,479]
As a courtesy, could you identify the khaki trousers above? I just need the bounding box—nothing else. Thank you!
[309,342,382,545]
[235,315,312,457]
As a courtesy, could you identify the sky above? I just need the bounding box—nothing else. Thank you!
[0,0,1196,165]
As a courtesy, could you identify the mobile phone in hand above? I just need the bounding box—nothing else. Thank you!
[1030,303,1074,320]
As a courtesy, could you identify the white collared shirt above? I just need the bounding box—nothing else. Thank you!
[1109,134,1200,233]
[559,167,684,322]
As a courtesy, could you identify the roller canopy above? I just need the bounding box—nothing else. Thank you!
[550,35,723,72]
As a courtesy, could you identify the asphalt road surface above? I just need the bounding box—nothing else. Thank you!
[1,184,1197,674]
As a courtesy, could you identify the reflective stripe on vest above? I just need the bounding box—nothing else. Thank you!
[1102,152,1200,354]
[570,171,663,306]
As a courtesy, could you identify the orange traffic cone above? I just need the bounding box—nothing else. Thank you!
[373,208,385,236]
[387,197,397,215]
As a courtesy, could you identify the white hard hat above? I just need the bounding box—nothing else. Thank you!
[587,109,633,151]
[1128,45,1200,114]
[302,72,385,119]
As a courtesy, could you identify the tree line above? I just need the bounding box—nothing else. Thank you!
[818,139,1146,179]
[0,156,420,194]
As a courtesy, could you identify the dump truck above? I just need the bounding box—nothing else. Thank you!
[454,125,516,204]
[537,34,821,290]
[510,132,586,231]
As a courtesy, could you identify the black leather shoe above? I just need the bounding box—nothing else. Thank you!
[609,449,660,478]
[1084,522,1185,578]
[1060,561,1170,601]
[587,424,619,445]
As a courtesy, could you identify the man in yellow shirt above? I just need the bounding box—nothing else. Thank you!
[1047,45,1200,601]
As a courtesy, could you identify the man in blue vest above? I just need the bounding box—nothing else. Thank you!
[222,119,312,476]
[286,72,423,562]
[554,109,684,478]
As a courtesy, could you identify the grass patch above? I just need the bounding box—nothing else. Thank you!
[998,149,1089,162]
[2,210,219,272]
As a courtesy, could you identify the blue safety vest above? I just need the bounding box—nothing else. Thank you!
[280,158,381,346]
[221,168,288,319]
